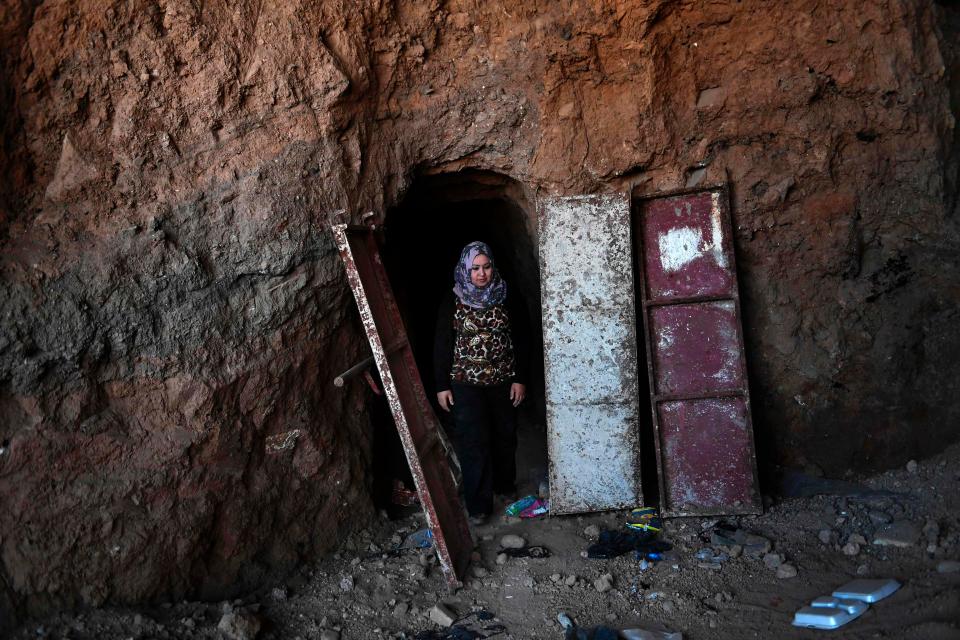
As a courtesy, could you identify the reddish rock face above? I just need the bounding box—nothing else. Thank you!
[1,0,958,625]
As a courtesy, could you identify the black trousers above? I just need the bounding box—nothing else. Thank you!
[450,382,518,516]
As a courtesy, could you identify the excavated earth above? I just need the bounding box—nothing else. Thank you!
[1,0,959,631]
[8,444,960,639]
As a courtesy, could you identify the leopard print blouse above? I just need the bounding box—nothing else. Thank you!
[450,301,516,386]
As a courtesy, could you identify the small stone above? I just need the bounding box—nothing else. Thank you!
[763,553,782,570]
[217,611,261,640]
[873,521,921,547]
[471,566,488,578]
[271,587,288,601]
[856,563,870,575]
[605,613,617,622]
[564,575,577,586]
[776,563,798,579]
[728,544,743,558]
[937,560,960,573]
[583,525,601,538]
[429,603,456,627]
[661,600,675,615]
[906,459,918,473]
[849,533,867,546]
[393,602,409,616]
[550,573,562,583]
[923,519,940,543]
[842,542,860,556]
[500,534,526,549]
[594,573,614,593]
[339,575,354,592]
[818,529,833,544]
[496,553,507,565]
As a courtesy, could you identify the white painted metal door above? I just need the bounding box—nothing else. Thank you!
[538,194,643,513]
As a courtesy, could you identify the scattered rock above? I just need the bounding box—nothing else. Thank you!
[496,553,508,565]
[217,611,261,640]
[763,553,783,569]
[842,542,860,556]
[873,521,921,547]
[776,563,798,579]
[565,575,578,587]
[500,534,526,549]
[923,519,940,544]
[818,529,833,544]
[906,459,918,473]
[583,525,601,538]
[594,573,614,593]
[393,602,409,617]
[937,561,960,574]
[429,603,456,627]
[550,573,562,583]
[471,565,488,578]
[339,575,355,592]
[271,586,288,602]
[849,533,867,546]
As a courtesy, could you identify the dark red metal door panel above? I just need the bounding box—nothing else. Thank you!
[634,187,761,517]
[650,301,744,395]
[332,223,472,586]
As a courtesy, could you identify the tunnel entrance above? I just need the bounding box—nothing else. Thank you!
[381,170,548,500]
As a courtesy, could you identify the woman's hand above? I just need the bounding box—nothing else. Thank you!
[510,383,526,407]
[437,390,454,412]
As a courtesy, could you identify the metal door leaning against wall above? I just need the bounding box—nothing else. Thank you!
[538,194,644,514]
[633,186,761,517]
[331,223,472,587]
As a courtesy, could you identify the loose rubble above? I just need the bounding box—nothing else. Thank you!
[7,444,960,639]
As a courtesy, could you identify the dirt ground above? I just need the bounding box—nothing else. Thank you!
[10,442,960,640]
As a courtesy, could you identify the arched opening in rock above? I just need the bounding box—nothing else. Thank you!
[381,170,548,504]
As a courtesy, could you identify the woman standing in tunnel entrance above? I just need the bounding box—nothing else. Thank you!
[434,241,530,526]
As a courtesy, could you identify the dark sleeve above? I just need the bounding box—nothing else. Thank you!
[433,293,456,392]
[508,292,531,386]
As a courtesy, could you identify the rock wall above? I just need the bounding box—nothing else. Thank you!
[1,0,958,625]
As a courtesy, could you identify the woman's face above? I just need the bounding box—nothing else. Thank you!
[470,253,493,288]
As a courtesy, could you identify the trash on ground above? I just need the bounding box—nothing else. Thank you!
[413,610,505,640]
[831,578,902,602]
[793,579,901,630]
[505,495,537,516]
[505,495,550,518]
[497,545,551,559]
[625,507,662,533]
[792,597,868,630]
[556,611,681,640]
[404,529,434,549]
[587,529,670,559]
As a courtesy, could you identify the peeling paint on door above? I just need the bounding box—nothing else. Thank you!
[538,194,642,514]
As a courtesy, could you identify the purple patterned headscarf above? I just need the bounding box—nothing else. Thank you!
[452,241,507,309]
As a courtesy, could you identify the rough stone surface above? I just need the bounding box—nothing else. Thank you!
[216,611,261,640]
[0,0,958,627]
[428,603,456,628]
[500,535,527,550]
[873,521,922,547]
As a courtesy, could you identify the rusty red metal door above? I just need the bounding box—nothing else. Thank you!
[331,223,472,586]
[633,187,761,517]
